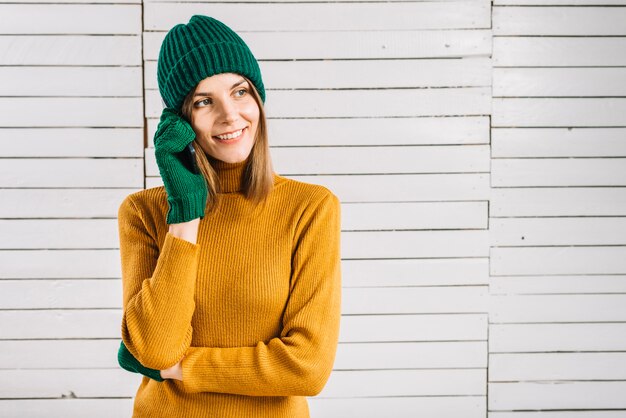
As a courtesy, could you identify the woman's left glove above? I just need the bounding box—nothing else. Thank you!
[117,341,164,382]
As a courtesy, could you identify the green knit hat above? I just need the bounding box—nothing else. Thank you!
[157,15,266,111]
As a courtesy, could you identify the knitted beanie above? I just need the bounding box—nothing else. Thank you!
[157,15,265,111]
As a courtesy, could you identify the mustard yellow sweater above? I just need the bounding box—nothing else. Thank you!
[118,158,342,418]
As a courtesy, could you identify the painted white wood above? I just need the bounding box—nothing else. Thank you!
[321,369,486,397]
[309,396,486,418]
[143,29,492,60]
[491,246,626,275]
[0,250,121,279]
[340,314,488,342]
[0,280,120,309]
[0,67,143,97]
[144,0,483,2]
[147,115,490,147]
[493,6,626,35]
[490,217,626,246]
[0,98,143,128]
[491,187,626,216]
[0,36,141,65]
[144,2,490,31]
[491,275,626,295]
[494,68,626,97]
[344,286,487,314]
[490,323,626,352]
[492,128,626,157]
[492,158,626,186]
[491,413,626,418]
[0,399,134,418]
[489,381,626,410]
[342,258,489,287]
[148,173,490,203]
[0,310,121,339]
[0,340,120,368]
[145,59,493,91]
[493,37,626,66]
[146,87,492,119]
[495,0,626,5]
[493,98,626,127]
[0,4,140,34]
[490,352,626,381]
[336,341,487,369]
[0,220,118,249]
[490,294,626,323]
[0,369,141,398]
[0,189,136,218]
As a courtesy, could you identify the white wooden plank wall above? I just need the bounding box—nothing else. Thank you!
[490,1,626,418]
[0,2,144,417]
[2,1,624,417]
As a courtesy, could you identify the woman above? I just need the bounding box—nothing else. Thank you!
[116,14,342,418]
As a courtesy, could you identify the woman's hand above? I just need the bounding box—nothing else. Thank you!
[161,357,184,381]
[154,107,208,225]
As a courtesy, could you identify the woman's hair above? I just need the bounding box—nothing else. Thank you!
[179,75,274,213]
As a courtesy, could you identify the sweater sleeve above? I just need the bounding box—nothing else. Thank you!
[118,194,200,370]
[179,191,342,397]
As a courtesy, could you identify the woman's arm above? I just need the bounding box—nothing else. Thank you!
[119,194,200,370]
[176,191,342,397]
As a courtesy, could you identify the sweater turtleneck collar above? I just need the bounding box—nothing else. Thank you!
[208,155,249,193]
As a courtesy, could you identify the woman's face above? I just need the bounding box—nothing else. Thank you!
[190,72,260,164]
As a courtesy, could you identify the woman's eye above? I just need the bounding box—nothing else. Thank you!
[196,98,212,107]
[236,88,247,97]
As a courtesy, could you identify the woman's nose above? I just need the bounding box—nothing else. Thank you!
[217,98,238,122]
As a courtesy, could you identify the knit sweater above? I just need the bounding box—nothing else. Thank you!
[118,157,342,418]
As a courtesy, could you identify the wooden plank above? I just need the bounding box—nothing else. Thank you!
[343,230,489,258]
[0,280,120,309]
[495,0,626,5]
[493,37,626,66]
[0,4,141,34]
[341,314,487,342]
[309,396,486,418]
[490,217,626,246]
[492,127,626,158]
[341,201,488,231]
[0,36,141,65]
[493,6,626,35]
[322,369,486,397]
[145,0,483,3]
[147,173,491,203]
[145,59,492,90]
[491,412,626,418]
[490,294,626,323]
[0,340,120,368]
[490,323,626,352]
[491,247,626,275]
[489,381,626,410]
[343,286,487,314]
[0,220,118,249]
[492,98,626,127]
[146,145,490,176]
[0,250,121,279]
[145,87,492,118]
[0,98,143,128]
[0,158,143,188]
[342,258,489,287]
[0,310,121,339]
[0,189,136,219]
[0,369,141,398]
[492,158,626,186]
[149,115,489,147]
[494,68,626,97]
[491,187,626,217]
[491,275,626,295]
[336,341,487,369]
[145,2,490,31]
[0,67,143,97]
[143,30,492,60]
[0,399,134,418]
[490,353,626,381]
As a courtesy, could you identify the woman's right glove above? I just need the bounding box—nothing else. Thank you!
[154,107,207,224]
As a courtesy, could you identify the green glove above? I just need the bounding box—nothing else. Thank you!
[154,107,208,224]
[117,340,164,382]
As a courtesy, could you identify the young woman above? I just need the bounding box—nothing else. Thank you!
[116,14,342,418]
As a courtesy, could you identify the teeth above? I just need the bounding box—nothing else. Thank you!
[215,129,243,140]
